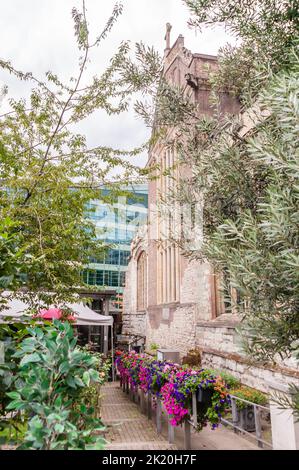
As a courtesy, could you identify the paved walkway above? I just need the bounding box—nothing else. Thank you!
[101,381,258,451]
[101,382,177,450]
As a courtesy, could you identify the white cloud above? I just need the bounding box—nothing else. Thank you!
[0,0,235,165]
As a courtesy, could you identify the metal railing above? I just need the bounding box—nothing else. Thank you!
[119,376,272,450]
[119,376,196,449]
[116,333,146,352]
[221,394,272,449]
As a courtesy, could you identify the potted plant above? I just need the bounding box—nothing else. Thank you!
[230,387,268,432]
[182,348,201,367]
[196,369,217,406]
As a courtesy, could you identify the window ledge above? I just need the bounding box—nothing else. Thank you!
[197,315,240,329]
[156,301,181,308]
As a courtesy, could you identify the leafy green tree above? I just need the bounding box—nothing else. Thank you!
[184,0,299,102]
[201,59,299,361]
[0,217,24,291]
[167,0,299,364]
[0,1,146,307]
[118,0,299,412]
[142,68,297,363]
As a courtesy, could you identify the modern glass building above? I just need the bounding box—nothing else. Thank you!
[83,184,148,312]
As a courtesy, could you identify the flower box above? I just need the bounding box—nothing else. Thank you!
[236,405,256,432]
[230,386,267,433]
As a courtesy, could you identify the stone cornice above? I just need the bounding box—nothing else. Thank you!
[202,347,299,379]
[197,320,240,329]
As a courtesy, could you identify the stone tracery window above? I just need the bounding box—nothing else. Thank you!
[212,269,246,317]
[157,147,180,305]
[137,251,147,311]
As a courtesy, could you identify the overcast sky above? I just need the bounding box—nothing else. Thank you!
[0,0,235,167]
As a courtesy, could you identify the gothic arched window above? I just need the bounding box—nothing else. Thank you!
[137,251,147,311]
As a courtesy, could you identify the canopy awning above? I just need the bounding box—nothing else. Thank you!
[0,295,113,326]
[67,302,113,326]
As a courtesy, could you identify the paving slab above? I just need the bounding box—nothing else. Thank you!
[101,382,177,450]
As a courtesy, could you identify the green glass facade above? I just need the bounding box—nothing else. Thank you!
[84,184,148,300]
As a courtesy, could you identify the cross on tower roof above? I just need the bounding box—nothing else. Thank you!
[164,23,172,51]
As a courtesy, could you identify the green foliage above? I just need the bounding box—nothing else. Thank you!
[220,372,240,390]
[202,57,299,361]
[155,3,298,367]
[206,369,241,389]
[184,0,299,102]
[230,386,268,410]
[0,217,24,290]
[179,371,229,430]
[80,344,111,379]
[0,1,147,308]
[130,0,299,399]
[75,345,111,418]
[0,418,27,446]
[1,320,107,450]
[145,44,298,366]
[271,382,299,420]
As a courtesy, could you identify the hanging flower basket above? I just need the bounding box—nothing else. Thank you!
[115,351,230,430]
[197,387,213,405]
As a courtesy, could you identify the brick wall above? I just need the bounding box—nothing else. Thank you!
[146,304,197,354]
[196,322,299,393]
[202,351,299,393]
[122,226,148,337]
[180,260,212,321]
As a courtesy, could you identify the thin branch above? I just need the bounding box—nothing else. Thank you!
[22,1,90,205]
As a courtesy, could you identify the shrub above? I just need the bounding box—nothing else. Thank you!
[76,346,111,419]
[230,386,268,410]
[206,370,241,389]
[2,320,107,450]
[181,348,201,367]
